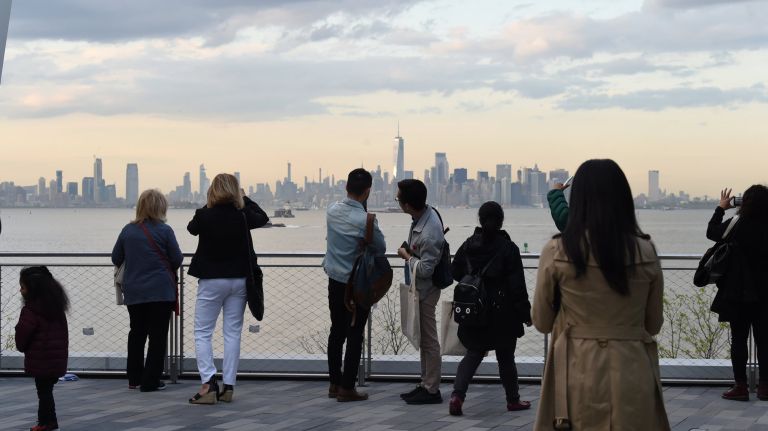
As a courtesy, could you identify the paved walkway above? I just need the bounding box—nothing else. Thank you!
[1,377,767,430]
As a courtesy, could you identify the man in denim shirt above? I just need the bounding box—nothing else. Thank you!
[396,179,445,404]
[323,168,386,402]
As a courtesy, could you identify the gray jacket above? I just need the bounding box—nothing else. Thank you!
[407,205,445,299]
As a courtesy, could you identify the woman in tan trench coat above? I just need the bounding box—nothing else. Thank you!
[532,159,670,431]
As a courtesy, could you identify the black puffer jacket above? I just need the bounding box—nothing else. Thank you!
[451,228,531,351]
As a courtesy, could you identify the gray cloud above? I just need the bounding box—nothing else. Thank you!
[558,84,768,111]
[8,0,423,43]
[0,50,504,120]
[644,0,762,10]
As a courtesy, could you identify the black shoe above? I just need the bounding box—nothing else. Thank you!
[405,389,442,405]
[400,385,424,400]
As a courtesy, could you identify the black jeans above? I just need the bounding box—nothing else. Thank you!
[127,301,173,388]
[730,306,768,383]
[35,377,58,426]
[453,340,520,403]
[327,278,370,390]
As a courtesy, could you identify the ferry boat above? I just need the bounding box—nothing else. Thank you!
[273,208,295,218]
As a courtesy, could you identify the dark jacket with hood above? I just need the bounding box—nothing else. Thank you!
[15,302,69,378]
[451,228,532,351]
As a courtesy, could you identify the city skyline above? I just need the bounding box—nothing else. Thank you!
[0,145,717,209]
[0,1,766,197]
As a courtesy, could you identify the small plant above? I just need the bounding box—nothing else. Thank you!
[372,289,410,355]
[658,287,730,360]
[297,328,330,354]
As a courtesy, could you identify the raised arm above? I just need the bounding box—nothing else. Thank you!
[243,197,269,229]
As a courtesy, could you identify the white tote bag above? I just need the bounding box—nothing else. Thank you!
[114,264,125,306]
[400,261,421,350]
[440,300,466,356]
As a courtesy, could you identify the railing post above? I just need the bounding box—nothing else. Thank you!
[178,265,185,377]
[366,311,373,379]
[0,263,3,369]
[749,328,757,393]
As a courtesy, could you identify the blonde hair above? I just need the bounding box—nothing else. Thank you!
[132,189,168,223]
[207,173,244,209]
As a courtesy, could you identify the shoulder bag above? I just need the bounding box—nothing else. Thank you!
[242,212,264,321]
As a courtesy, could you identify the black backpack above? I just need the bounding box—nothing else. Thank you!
[452,251,501,326]
[431,208,453,289]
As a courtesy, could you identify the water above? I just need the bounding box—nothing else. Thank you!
[0,207,730,365]
[0,207,727,255]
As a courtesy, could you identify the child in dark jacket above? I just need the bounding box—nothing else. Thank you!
[15,266,69,431]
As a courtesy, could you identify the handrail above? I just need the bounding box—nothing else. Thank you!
[0,252,704,260]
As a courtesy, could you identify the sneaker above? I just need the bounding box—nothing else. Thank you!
[722,383,749,401]
[405,389,442,405]
[448,394,464,416]
[400,385,424,400]
[140,381,167,392]
[507,400,531,411]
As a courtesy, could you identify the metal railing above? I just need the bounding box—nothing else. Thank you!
[0,252,754,387]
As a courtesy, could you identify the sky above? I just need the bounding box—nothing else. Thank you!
[0,0,767,197]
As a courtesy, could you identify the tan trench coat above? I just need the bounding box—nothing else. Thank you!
[532,237,670,431]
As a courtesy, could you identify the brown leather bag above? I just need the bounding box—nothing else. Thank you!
[344,214,393,321]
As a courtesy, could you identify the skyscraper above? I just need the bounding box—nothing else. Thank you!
[37,177,46,197]
[55,170,63,194]
[66,182,78,198]
[548,169,569,186]
[649,170,660,202]
[496,164,512,182]
[82,177,95,203]
[393,124,405,180]
[199,164,209,198]
[126,163,139,204]
[287,162,292,184]
[453,168,468,185]
[183,172,192,201]
[234,171,241,186]
[93,158,103,203]
[435,153,449,186]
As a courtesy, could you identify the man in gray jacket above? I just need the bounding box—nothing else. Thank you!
[396,179,445,404]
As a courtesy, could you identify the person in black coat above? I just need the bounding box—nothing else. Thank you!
[448,201,532,416]
[707,185,768,401]
[187,173,269,405]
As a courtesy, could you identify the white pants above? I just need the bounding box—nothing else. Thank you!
[194,278,247,386]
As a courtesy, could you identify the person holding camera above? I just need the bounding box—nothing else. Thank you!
[707,186,768,401]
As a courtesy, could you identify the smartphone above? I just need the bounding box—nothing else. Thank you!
[400,241,411,252]
[563,176,574,187]
[730,196,742,207]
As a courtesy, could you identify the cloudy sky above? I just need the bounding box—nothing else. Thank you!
[0,0,766,197]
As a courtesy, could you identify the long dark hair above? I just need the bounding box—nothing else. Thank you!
[478,201,504,241]
[560,159,649,295]
[738,184,768,221]
[20,266,70,317]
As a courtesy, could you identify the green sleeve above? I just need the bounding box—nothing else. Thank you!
[547,189,569,232]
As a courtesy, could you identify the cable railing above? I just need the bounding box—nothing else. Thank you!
[0,252,754,387]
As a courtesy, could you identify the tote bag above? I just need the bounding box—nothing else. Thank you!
[439,300,466,356]
[400,260,421,350]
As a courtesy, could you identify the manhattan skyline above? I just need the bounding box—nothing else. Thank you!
[0,0,766,196]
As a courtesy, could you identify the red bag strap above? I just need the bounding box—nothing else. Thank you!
[139,222,179,315]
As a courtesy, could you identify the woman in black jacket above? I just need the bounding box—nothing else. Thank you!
[707,185,768,401]
[187,173,269,404]
[448,201,532,416]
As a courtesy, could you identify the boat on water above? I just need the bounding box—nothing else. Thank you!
[264,222,286,228]
[273,208,295,218]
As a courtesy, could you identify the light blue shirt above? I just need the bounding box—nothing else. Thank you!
[323,198,387,284]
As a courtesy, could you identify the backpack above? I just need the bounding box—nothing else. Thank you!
[452,250,501,326]
[346,213,393,309]
[431,208,453,289]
